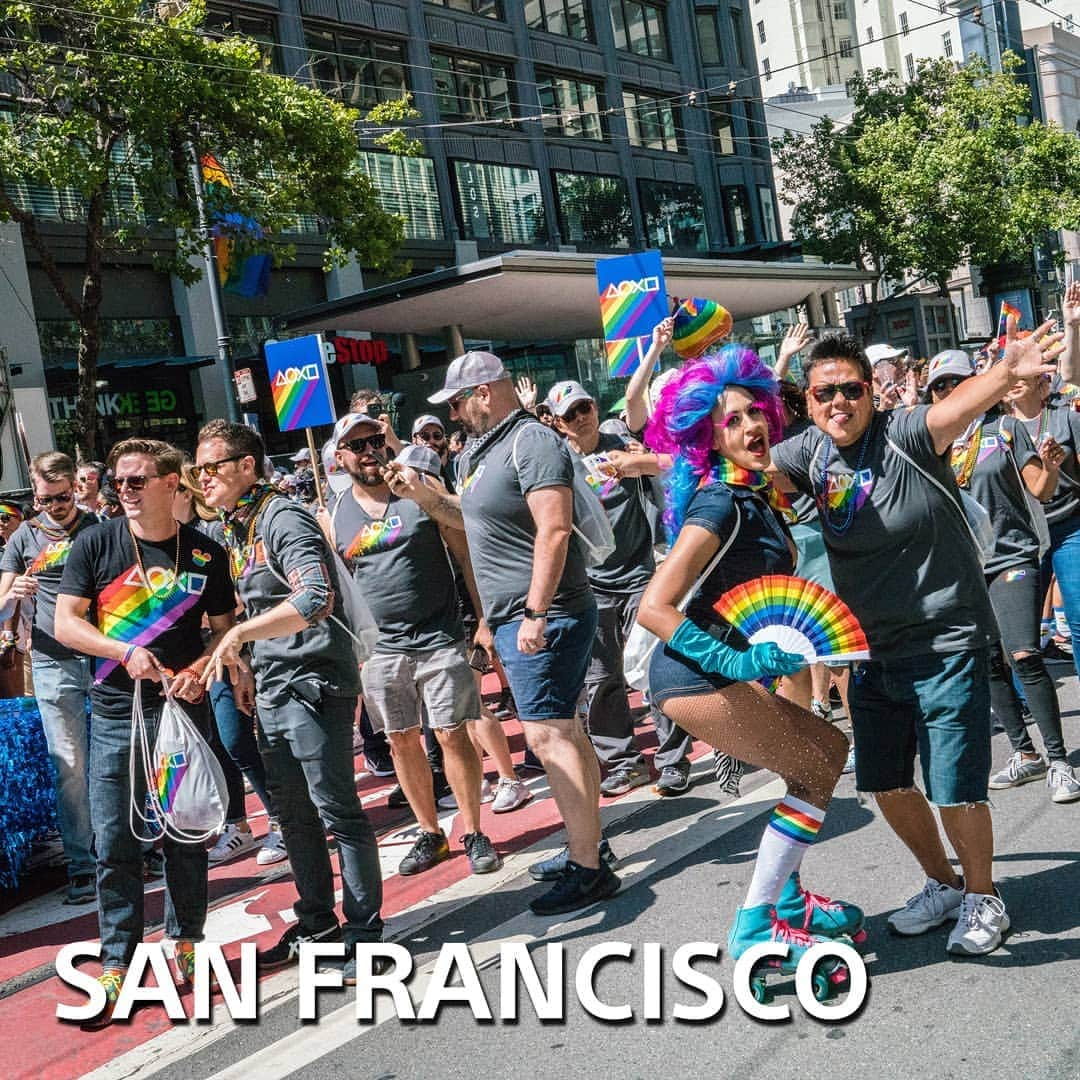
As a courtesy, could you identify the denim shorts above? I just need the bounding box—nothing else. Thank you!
[849,647,991,805]
[493,607,598,721]
[648,639,735,708]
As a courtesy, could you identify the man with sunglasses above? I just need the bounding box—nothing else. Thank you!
[770,325,1063,957]
[547,380,694,798]
[0,453,99,904]
[194,420,385,985]
[411,414,455,493]
[429,351,616,916]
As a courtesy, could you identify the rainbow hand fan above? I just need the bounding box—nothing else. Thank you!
[713,575,869,665]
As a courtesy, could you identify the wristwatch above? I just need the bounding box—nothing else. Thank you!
[523,607,548,620]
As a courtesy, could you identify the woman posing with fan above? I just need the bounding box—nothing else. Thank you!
[636,345,859,976]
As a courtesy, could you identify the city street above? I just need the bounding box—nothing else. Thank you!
[2,666,1077,1080]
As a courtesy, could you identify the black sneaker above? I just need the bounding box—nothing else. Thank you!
[320,946,397,986]
[463,832,502,874]
[519,748,545,773]
[364,748,395,778]
[529,860,620,916]
[529,838,617,882]
[654,763,690,797]
[64,873,96,905]
[258,923,342,970]
[143,850,165,881]
[398,831,450,876]
[387,785,410,810]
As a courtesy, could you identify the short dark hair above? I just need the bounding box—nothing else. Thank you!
[31,451,76,485]
[804,333,872,384]
[107,438,185,476]
[197,419,265,464]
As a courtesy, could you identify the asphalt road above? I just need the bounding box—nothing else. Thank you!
[91,665,1080,1080]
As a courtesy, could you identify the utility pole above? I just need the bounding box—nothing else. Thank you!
[184,138,241,423]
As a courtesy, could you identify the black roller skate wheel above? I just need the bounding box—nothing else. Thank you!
[751,977,773,1005]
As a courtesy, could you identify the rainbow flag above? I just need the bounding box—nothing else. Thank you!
[605,337,645,377]
[997,300,1023,343]
[200,154,271,299]
[154,750,189,813]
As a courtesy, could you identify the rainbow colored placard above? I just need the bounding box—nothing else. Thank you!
[713,574,870,665]
[596,250,668,377]
[264,335,337,433]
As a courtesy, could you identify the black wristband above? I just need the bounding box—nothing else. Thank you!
[523,607,548,620]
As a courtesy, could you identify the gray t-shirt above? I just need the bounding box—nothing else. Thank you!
[1013,397,1080,525]
[456,413,593,627]
[771,405,997,660]
[332,488,463,652]
[965,414,1040,575]
[0,510,99,660]
[229,496,360,708]
[570,431,654,595]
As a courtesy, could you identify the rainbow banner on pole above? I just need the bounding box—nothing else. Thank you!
[200,153,271,299]
[264,335,336,432]
[997,299,1022,343]
[596,250,668,377]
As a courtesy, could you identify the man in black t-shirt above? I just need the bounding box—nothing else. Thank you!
[56,438,242,1029]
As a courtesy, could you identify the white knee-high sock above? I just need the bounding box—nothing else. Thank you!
[743,795,826,910]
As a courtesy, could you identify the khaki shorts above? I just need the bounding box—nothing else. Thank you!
[361,642,481,734]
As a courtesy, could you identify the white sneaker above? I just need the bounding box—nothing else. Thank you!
[946,892,1010,955]
[1047,760,1080,803]
[491,776,533,814]
[479,778,495,804]
[887,877,964,935]
[256,825,289,866]
[208,824,259,864]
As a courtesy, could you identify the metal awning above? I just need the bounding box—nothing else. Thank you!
[277,250,874,342]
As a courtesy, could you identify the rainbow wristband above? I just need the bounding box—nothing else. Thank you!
[121,644,137,666]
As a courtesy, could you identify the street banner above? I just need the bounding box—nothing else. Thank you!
[264,335,336,433]
[596,250,667,377]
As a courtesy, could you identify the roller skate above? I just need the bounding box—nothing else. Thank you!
[728,903,851,1005]
[776,872,868,949]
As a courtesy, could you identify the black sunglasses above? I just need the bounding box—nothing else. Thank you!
[417,429,446,443]
[341,433,387,455]
[562,400,594,421]
[115,475,159,491]
[192,454,248,479]
[931,376,967,393]
[808,381,869,405]
[36,491,74,507]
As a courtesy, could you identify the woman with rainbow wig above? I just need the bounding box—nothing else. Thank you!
[636,343,860,979]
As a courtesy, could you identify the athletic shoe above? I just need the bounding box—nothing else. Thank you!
[257,825,288,866]
[654,763,691,796]
[989,751,1048,790]
[208,824,259,864]
[387,784,410,809]
[529,860,620,916]
[174,940,219,992]
[946,892,1010,956]
[713,753,743,796]
[1043,639,1072,663]
[433,771,456,810]
[463,832,502,874]
[887,877,964,936]
[491,776,532,813]
[81,968,125,1031]
[529,838,617,881]
[776,872,865,940]
[1047,759,1080,803]
[599,764,650,796]
[841,743,856,775]
[143,850,165,881]
[491,689,517,720]
[364,748,395,778]
[258,923,342,970]
[64,873,96,905]
[322,949,396,986]
[479,778,495,804]
[519,748,545,773]
[398,831,450,876]
[810,698,832,721]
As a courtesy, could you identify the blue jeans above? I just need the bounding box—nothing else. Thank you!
[89,702,209,968]
[208,680,272,820]
[32,653,94,879]
[1042,513,1080,681]
[257,692,383,945]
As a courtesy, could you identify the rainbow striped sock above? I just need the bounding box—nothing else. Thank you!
[744,796,826,910]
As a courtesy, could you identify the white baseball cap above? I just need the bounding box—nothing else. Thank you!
[394,444,443,477]
[290,447,311,464]
[546,379,594,418]
[411,413,445,436]
[428,351,509,404]
[332,411,381,447]
[865,343,907,366]
[926,349,976,388]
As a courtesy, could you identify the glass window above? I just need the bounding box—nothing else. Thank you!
[839,37,852,58]
[610,1,669,60]
[304,29,407,111]
[730,8,747,67]
[722,185,750,245]
[709,101,737,154]
[762,57,770,80]
[758,186,778,242]
[832,1,847,18]
[622,90,679,152]
[527,0,592,40]
[431,53,513,122]
[756,20,765,43]
[696,10,723,64]
[866,25,874,41]
[357,151,445,240]
[639,180,707,251]
[537,73,604,139]
[205,7,279,71]
[905,52,915,80]
[899,11,909,35]
[427,0,503,17]
[453,161,547,243]
[554,172,633,248]
[942,31,953,57]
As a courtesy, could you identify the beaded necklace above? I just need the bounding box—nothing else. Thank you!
[949,417,984,490]
[817,421,874,535]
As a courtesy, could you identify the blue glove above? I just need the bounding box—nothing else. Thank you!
[668,619,804,682]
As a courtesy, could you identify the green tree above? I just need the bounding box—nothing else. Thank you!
[773,55,1080,331]
[0,0,414,457]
